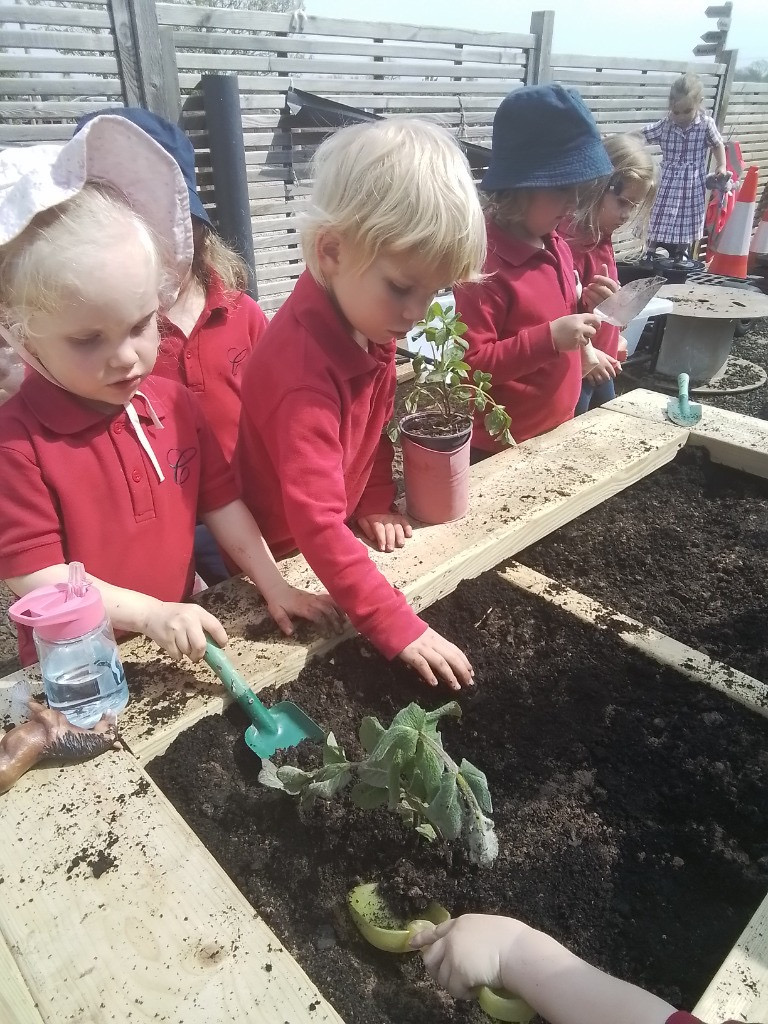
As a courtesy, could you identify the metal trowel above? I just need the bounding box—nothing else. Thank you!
[594,276,666,327]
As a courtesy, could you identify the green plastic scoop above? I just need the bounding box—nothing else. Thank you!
[348,883,534,1023]
[666,372,702,427]
[204,639,324,758]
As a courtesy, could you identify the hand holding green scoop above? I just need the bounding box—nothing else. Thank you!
[348,883,534,1023]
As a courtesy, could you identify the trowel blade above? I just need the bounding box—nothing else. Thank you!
[594,276,667,327]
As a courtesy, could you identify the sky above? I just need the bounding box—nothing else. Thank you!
[306,0,766,68]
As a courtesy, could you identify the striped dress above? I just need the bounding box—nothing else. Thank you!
[644,112,723,246]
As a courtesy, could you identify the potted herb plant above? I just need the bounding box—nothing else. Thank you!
[391,300,514,525]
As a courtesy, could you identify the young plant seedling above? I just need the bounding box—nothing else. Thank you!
[390,301,515,447]
[259,701,498,867]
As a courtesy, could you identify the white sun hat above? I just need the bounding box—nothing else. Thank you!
[0,113,193,295]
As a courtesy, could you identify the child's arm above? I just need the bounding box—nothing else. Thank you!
[253,388,473,690]
[412,915,676,1024]
[457,279,600,382]
[201,499,345,634]
[705,115,727,176]
[355,395,412,553]
[6,565,229,662]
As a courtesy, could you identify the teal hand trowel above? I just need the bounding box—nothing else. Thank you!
[348,883,534,1023]
[204,639,324,758]
[666,372,702,427]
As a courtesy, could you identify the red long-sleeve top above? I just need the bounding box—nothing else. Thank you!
[234,270,427,660]
[564,228,621,360]
[453,218,581,449]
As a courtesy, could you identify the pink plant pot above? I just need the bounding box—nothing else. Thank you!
[401,432,472,525]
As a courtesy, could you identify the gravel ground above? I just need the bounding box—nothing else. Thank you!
[2,319,766,679]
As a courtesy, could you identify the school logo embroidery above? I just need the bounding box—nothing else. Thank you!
[167,446,197,485]
[228,346,248,376]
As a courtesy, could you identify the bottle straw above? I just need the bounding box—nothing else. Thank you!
[66,561,88,601]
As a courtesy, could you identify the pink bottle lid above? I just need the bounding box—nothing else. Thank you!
[8,563,105,642]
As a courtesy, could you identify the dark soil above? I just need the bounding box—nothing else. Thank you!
[148,572,768,1024]
[518,445,768,682]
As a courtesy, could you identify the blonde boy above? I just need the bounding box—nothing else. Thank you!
[234,118,486,689]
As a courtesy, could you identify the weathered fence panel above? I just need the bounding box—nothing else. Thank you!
[1,2,767,307]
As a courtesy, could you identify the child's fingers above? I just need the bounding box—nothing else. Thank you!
[269,604,295,636]
[199,609,228,650]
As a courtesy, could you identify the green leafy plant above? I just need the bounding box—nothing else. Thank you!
[389,301,514,447]
[259,701,498,867]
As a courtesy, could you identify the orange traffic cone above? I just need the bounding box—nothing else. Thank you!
[750,207,768,259]
[708,166,759,278]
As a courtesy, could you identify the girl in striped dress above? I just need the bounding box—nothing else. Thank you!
[643,73,726,260]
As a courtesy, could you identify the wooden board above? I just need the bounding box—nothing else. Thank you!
[0,747,343,1024]
[497,563,768,718]
[52,407,683,765]
[606,388,768,479]
[0,934,44,1024]
[693,891,768,1024]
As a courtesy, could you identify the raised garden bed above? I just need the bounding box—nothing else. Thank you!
[148,571,768,1024]
[517,446,768,681]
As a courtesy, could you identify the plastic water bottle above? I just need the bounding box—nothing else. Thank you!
[9,562,129,728]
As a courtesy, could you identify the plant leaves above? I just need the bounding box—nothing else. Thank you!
[275,765,314,795]
[387,420,401,442]
[359,715,386,754]
[414,741,443,799]
[458,759,493,814]
[357,759,390,788]
[306,768,352,802]
[464,807,499,867]
[257,759,284,790]
[322,733,347,766]
[415,823,438,842]
[425,772,462,840]
[391,703,427,731]
[350,780,389,810]
[424,702,462,725]
[387,755,403,811]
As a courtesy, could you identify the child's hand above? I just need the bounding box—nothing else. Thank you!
[616,335,628,362]
[357,512,413,553]
[551,313,600,352]
[581,264,619,313]
[265,585,346,637]
[584,350,621,386]
[143,601,229,662]
[398,627,474,691]
[410,915,525,999]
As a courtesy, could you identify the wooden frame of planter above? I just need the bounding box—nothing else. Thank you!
[1,393,767,1024]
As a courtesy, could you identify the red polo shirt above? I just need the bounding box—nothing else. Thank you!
[453,218,581,448]
[154,274,268,461]
[234,270,427,660]
[564,228,621,359]
[0,374,238,665]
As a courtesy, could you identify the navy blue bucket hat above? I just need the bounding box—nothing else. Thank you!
[74,107,212,226]
[481,84,612,191]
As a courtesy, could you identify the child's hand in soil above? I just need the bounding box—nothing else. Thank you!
[584,350,621,386]
[551,313,600,353]
[264,585,346,637]
[143,601,229,662]
[411,914,523,997]
[398,627,474,691]
[357,512,413,553]
[580,264,619,313]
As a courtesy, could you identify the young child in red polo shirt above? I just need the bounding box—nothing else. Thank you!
[453,85,615,452]
[411,913,754,1024]
[0,115,340,668]
[563,133,657,414]
[234,118,486,691]
[75,107,268,464]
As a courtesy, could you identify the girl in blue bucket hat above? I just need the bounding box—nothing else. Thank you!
[453,84,616,453]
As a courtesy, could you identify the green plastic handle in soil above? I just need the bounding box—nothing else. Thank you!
[666,372,702,427]
[203,639,324,758]
[348,883,534,1024]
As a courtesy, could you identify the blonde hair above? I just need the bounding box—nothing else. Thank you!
[669,72,705,111]
[0,184,168,340]
[301,117,486,285]
[565,134,657,246]
[191,221,250,294]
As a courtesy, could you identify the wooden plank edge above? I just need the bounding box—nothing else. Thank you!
[693,891,768,1024]
[0,934,44,1024]
[496,562,768,719]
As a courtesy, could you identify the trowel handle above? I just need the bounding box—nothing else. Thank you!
[677,373,692,416]
[204,638,278,735]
